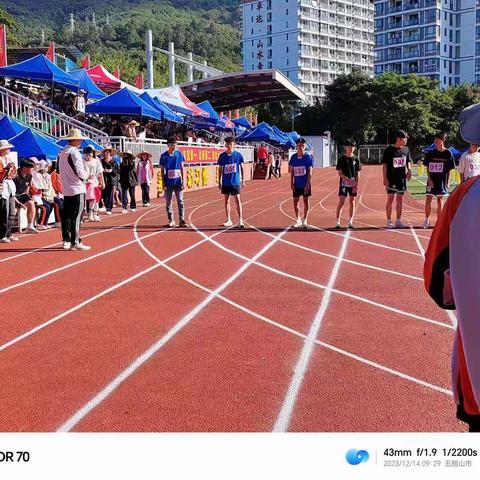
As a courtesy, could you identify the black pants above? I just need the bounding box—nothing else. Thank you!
[121,186,136,210]
[102,186,114,212]
[141,183,150,205]
[0,197,7,238]
[61,194,85,246]
[457,390,480,432]
[7,195,15,237]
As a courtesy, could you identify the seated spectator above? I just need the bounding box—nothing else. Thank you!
[13,158,38,233]
[124,120,139,141]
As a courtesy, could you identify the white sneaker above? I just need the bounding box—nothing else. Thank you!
[54,222,62,228]
[0,237,11,243]
[122,209,128,214]
[26,226,39,234]
[106,211,112,215]
[395,220,408,229]
[302,219,309,229]
[143,204,148,208]
[62,241,71,250]
[348,219,354,229]
[36,224,48,230]
[168,220,176,228]
[8,236,18,242]
[71,243,91,251]
[335,220,341,229]
[99,207,107,213]
[386,220,395,229]
[146,203,151,207]
[94,214,101,222]
[293,217,302,228]
[223,219,233,227]
[88,214,95,222]
[238,219,245,229]
[422,218,430,229]
[131,208,136,213]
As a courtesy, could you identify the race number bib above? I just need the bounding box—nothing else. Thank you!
[393,156,406,168]
[428,162,444,173]
[224,163,237,175]
[293,166,306,176]
[168,169,181,179]
[341,178,356,188]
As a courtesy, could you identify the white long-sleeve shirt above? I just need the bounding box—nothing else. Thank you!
[58,145,88,197]
[458,151,480,180]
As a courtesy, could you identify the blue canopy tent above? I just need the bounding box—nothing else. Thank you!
[238,122,280,143]
[56,138,104,151]
[86,88,162,120]
[138,92,184,124]
[69,69,106,100]
[0,54,79,92]
[233,117,252,130]
[10,128,62,160]
[195,101,225,128]
[0,115,27,139]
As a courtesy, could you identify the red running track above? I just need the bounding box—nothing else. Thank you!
[0,166,463,432]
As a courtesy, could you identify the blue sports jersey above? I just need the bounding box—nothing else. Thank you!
[289,153,313,189]
[218,151,244,187]
[160,150,185,188]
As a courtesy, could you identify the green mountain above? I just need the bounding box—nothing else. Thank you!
[2,1,242,86]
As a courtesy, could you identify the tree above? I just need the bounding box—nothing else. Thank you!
[0,7,23,47]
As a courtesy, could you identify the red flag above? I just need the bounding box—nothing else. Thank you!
[81,54,90,70]
[46,42,55,63]
[134,73,144,89]
[0,25,7,67]
[113,67,120,79]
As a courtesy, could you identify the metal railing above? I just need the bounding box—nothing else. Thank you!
[0,85,108,143]
[108,137,255,166]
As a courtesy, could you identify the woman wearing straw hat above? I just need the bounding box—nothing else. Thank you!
[58,128,90,251]
[119,150,138,213]
[0,139,18,242]
[124,120,139,142]
[136,150,154,207]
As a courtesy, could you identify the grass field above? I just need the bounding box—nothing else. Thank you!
[407,165,460,198]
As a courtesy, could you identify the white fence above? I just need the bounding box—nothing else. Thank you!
[0,85,108,143]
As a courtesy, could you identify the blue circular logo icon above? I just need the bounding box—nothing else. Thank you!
[345,449,369,465]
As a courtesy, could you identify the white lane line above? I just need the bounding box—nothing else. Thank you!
[273,230,351,432]
[279,200,422,257]
[57,228,290,432]
[189,217,451,329]
[248,225,423,282]
[411,227,458,329]
[316,340,453,396]
[0,186,289,352]
[136,225,454,399]
[0,188,280,295]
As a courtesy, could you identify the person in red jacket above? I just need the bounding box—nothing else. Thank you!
[424,176,480,432]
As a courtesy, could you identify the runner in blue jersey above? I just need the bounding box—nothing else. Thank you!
[289,138,313,229]
[217,136,246,228]
[159,137,187,228]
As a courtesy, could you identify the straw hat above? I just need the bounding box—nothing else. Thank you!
[128,120,140,127]
[0,139,14,151]
[62,128,87,141]
[38,160,48,170]
[136,150,152,159]
[102,144,117,155]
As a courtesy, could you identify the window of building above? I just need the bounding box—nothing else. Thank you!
[477,26,480,39]
[476,58,480,71]
[476,42,480,56]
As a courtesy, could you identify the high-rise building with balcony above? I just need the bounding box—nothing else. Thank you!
[374,0,477,87]
[241,0,375,105]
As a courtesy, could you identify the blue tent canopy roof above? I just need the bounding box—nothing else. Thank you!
[233,117,252,130]
[86,88,162,120]
[69,69,106,100]
[238,122,281,143]
[0,115,27,139]
[138,92,184,124]
[10,128,62,160]
[0,54,80,91]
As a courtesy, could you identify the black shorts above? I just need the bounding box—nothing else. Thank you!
[386,178,407,194]
[221,185,241,196]
[426,185,448,196]
[293,187,311,198]
[16,194,32,204]
[339,186,357,197]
